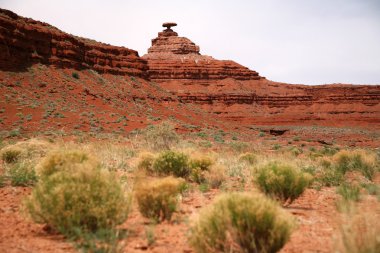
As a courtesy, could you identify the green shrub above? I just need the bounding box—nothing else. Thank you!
[153,151,190,178]
[135,177,185,222]
[25,154,130,236]
[143,121,179,150]
[333,150,378,180]
[238,152,257,165]
[337,183,361,202]
[190,192,294,253]
[255,163,313,203]
[9,162,37,186]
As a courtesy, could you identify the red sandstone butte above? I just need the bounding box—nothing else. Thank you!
[0,8,148,77]
[142,24,261,82]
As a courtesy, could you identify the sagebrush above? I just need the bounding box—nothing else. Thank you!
[190,192,295,253]
[135,176,185,222]
[255,163,313,203]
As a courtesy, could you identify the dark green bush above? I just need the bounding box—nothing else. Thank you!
[153,151,190,178]
[72,72,80,79]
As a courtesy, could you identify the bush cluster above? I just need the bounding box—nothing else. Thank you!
[190,192,294,253]
[138,151,222,187]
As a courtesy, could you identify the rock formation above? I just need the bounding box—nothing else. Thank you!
[0,8,148,77]
[143,23,380,129]
[143,23,261,82]
[0,10,379,131]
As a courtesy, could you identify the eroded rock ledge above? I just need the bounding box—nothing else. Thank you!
[0,8,148,77]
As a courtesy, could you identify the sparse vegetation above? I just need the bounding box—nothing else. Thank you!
[142,121,179,150]
[0,127,378,253]
[238,152,257,165]
[205,165,226,188]
[190,192,295,253]
[137,151,156,174]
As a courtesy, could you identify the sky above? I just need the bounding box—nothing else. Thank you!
[1,0,380,85]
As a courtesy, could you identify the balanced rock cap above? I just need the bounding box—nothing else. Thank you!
[163,22,177,29]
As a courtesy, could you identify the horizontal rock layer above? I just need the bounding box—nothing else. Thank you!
[0,8,148,77]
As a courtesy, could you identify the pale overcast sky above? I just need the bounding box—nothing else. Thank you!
[1,0,380,85]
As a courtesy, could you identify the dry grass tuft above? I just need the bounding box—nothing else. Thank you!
[134,176,185,222]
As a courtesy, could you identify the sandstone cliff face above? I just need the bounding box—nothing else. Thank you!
[0,9,148,77]
[142,26,261,81]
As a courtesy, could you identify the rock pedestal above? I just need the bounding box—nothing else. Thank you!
[143,23,261,81]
